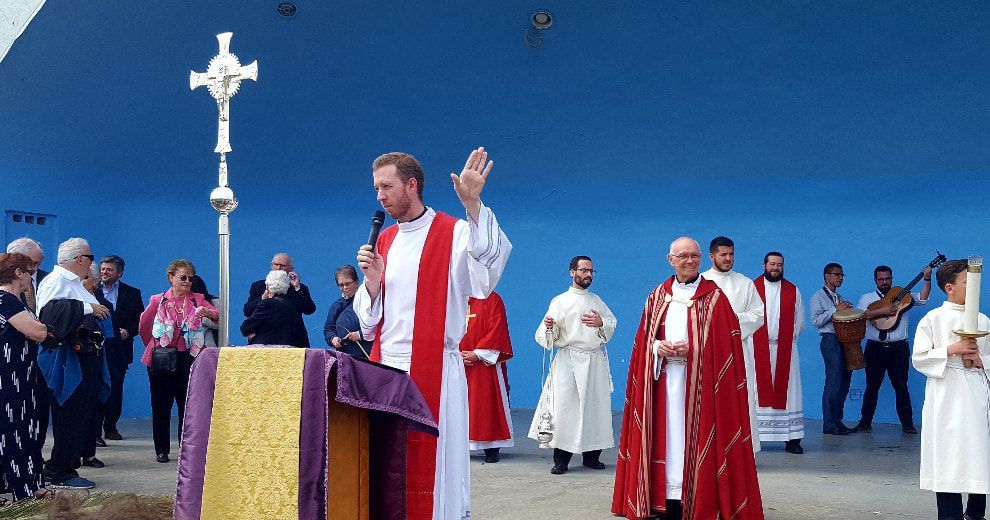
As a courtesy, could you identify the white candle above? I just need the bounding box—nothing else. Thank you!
[964,255,982,332]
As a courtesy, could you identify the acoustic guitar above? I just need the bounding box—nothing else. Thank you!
[868,252,947,332]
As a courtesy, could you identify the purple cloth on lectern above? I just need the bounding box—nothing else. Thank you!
[173,346,439,520]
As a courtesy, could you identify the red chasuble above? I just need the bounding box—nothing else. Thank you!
[752,276,797,410]
[459,292,513,442]
[612,277,764,520]
[370,212,457,520]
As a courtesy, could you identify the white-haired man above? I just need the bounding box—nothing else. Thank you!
[6,237,48,312]
[36,238,111,490]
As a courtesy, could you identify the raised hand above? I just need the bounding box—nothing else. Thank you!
[357,244,385,299]
[451,147,493,222]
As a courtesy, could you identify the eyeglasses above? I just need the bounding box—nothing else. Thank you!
[76,254,95,261]
[574,268,595,274]
[337,280,357,288]
[671,253,702,261]
[174,275,193,282]
[826,272,844,277]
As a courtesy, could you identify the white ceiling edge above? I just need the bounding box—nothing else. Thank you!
[0,0,46,65]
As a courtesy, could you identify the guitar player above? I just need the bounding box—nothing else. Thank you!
[853,265,932,434]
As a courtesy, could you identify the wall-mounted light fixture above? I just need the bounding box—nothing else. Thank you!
[531,10,553,30]
[276,2,297,17]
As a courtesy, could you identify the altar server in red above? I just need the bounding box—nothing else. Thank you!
[460,292,514,463]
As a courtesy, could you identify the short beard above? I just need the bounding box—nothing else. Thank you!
[763,271,783,282]
[714,264,732,273]
[575,278,592,289]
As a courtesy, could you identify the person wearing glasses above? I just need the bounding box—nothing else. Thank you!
[809,262,857,435]
[322,265,370,358]
[852,265,929,435]
[243,253,316,347]
[138,259,219,463]
[35,238,111,489]
[528,255,617,475]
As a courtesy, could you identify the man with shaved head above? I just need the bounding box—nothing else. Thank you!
[243,253,316,347]
[613,237,763,520]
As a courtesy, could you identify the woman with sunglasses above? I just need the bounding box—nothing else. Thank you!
[138,259,218,463]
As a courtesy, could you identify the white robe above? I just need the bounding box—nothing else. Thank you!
[755,280,806,441]
[702,268,764,452]
[912,302,990,494]
[355,205,511,520]
[528,286,616,454]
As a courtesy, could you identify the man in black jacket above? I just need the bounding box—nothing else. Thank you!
[97,255,144,440]
[243,253,315,347]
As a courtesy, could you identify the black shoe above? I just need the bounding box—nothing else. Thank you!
[837,423,856,434]
[95,437,107,447]
[902,425,918,434]
[82,457,105,468]
[852,422,872,433]
[550,464,567,475]
[104,431,123,441]
[483,448,500,463]
[784,440,804,454]
[156,453,169,463]
[822,428,850,435]
[583,460,606,470]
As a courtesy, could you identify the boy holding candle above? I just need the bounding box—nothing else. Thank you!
[913,258,990,520]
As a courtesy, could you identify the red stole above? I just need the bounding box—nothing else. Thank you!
[460,293,513,441]
[370,212,457,520]
[752,276,797,410]
[612,277,764,520]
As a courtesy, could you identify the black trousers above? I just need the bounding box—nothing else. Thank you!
[45,350,101,483]
[552,448,603,467]
[649,500,683,519]
[859,340,914,427]
[102,363,127,434]
[148,350,193,455]
[936,492,986,520]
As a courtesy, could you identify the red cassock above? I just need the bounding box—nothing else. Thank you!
[460,292,514,443]
[612,277,765,520]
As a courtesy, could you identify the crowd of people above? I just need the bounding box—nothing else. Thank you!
[1,146,987,520]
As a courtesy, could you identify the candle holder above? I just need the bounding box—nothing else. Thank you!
[950,330,987,369]
[955,255,987,369]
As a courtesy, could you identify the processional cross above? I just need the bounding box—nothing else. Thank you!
[189,32,258,348]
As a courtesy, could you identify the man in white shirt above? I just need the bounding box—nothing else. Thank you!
[853,265,930,434]
[36,238,110,490]
[701,236,763,452]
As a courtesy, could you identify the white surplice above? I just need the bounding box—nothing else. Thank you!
[652,276,698,500]
[527,287,617,454]
[755,280,806,441]
[702,268,764,452]
[912,302,990,494]
[355,205,511,520]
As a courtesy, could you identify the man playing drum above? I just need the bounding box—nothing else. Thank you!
[809,263,857,435]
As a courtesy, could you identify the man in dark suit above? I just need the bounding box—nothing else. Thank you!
[7,237,51,444]
[243,253,316,347]
[97,255,144,440]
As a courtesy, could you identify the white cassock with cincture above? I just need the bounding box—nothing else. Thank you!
[702,268,764,452]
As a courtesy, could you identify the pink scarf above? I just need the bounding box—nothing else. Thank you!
[152,289,206,357]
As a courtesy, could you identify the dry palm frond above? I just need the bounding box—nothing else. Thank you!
[0,492,173,520]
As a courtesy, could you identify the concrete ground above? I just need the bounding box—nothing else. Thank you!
[23,410,933,519]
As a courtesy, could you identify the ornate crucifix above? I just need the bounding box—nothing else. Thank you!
[189,32,258,348]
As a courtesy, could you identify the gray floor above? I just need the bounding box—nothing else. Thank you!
[29,410,934,519]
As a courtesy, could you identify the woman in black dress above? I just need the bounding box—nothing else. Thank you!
[0,253,52,503]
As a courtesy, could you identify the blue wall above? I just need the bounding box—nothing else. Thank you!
[3,1,989,425]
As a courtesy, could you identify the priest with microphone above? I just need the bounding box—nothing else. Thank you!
[354,147,512,520]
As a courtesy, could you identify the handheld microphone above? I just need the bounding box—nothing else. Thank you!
[367,210,387,252]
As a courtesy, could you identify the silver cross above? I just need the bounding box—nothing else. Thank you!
[189,32,258,155]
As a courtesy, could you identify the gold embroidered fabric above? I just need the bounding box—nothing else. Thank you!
[200,348,306,520]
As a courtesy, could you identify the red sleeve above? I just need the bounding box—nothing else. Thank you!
[478,293,513,362]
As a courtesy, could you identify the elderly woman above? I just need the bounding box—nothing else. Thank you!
[322,265,371,359]
[240,270,300,346]
[138,259,218,464]
[0,253,53,502]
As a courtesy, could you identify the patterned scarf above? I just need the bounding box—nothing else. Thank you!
[152,290,206,356]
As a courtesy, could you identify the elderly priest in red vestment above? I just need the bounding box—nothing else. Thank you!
[460,292,514,463]
[612,237,764,520]
[355,147,511,520]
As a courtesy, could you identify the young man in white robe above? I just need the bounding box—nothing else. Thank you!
[355,147,511,520]
[701,236,764,452]
[913,259,990,520]
[528,255,617,475]
[752,252,806,454]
